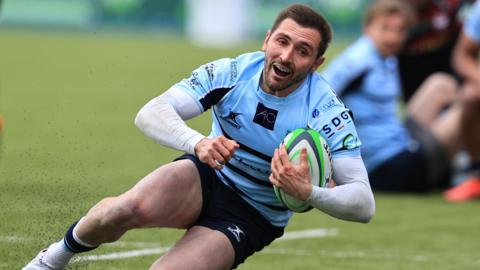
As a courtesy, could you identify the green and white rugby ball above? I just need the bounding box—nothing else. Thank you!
[274,128,332,213]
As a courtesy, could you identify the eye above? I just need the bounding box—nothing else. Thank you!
[298,47,309,56]
[277,37,288,46]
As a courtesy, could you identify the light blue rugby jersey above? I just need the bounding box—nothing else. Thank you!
[172,51,361,227]
[465,1,480,42]
[321,37,410,172]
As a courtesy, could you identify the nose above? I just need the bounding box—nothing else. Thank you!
[279,46,294,63]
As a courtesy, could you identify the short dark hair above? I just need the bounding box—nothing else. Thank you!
[270,4,333,58]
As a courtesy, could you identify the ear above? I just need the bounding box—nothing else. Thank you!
[311,56,325,72]
[261,30,271,51]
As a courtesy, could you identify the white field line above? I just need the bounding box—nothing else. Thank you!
[261,248,311,256]
[278,228,338,241]
[75,228,337,262]
[0,235,31,242]
[74,247,171,262]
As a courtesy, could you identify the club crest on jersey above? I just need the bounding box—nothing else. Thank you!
[342,133,358,150]
[221,111,242,129]
[227,225,245,243]
[253,103,278,130]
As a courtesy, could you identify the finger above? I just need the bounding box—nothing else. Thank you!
[222,137,240,150]
[269,174,279,187]
[216,138,237,161]
[278,144,291,166]
[212,151,225,165]
[208,159,223,170]
[271,148,282,178]
[300,148,309,169]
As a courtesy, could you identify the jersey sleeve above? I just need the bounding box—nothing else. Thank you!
[309,81,362,159]
[169,57,235,112]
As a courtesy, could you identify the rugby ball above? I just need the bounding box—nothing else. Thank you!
[274,128,332,213]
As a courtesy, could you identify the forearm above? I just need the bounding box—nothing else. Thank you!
[134,89,205,154]
[306,182,375,223]
[306,156,375,223]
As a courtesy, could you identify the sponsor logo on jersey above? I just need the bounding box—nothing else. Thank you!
[253,103,278,130]
[230,59,238,84]
[321,111,352,138]
[227,224,245,243]
[232,155,270,175]
[204,63,215,82]
[221,111,242,129]
[185,71,201,90]
[318,98,336,113]
[342,133,357,150]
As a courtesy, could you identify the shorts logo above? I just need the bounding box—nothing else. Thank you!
[221,111,242,129]
[253,103,278,130]
[227,225,245,243]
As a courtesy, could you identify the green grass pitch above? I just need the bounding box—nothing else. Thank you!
[0,29,479,270]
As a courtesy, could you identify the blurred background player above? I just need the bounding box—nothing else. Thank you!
[398,0,465,102]
[321,0,480,192]
[444,0,480,201]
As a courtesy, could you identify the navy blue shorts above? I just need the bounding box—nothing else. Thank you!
[175,154,284,269]
[369,118,451,192]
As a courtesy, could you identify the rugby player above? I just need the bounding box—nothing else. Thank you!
[23,4,375,270]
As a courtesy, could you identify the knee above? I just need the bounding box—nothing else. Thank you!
[423,73,458,100]
[93,196,150,231]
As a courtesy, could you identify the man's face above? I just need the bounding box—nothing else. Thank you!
[261,18,325,97]
[365,12,409,57]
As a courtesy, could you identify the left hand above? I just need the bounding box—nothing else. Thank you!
[269,144,312,201]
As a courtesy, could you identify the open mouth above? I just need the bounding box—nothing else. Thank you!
[272,63,292,77]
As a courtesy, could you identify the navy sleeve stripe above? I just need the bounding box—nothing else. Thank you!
[338,69,369,99]
[199,87,234,111]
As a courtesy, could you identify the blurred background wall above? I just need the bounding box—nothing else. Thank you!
[0,0,367,46]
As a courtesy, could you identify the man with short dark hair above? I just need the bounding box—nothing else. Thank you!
[23,4,374,270]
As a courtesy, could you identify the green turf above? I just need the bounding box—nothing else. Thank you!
[0,29,479,270]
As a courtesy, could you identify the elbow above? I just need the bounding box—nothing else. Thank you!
[357,196,375,223]
[359,204,375,223]
[134,107,150,131]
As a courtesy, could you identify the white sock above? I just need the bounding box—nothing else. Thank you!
[42,240,75,269]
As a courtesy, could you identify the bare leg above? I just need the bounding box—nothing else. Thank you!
[408,73,458,128]
[426,82,480,161]
[150,226,235,270]
[75,159,203,245]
